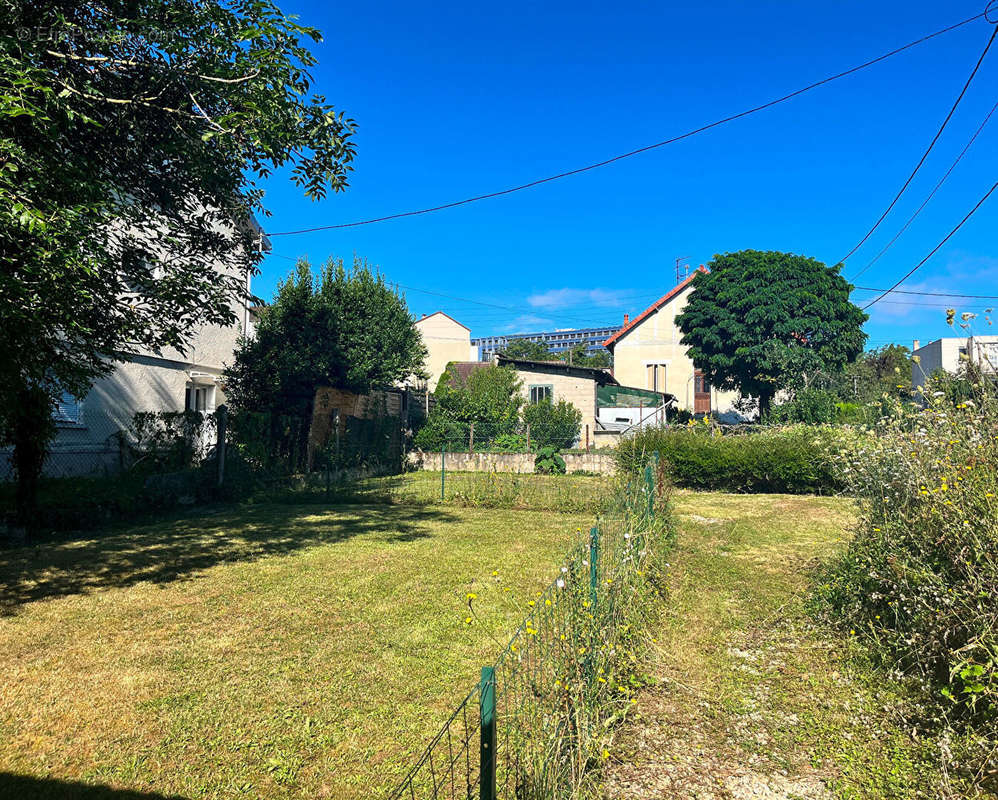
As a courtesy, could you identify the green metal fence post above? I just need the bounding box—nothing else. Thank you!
[644,463,655,519]
[441,443,446,501]
[589,526,599,609]
[480,666,497,800]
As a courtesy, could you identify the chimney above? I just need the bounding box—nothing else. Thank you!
[623,313,629,326]
[913,339,920,351]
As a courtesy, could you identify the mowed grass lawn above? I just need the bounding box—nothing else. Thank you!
[0,502,592,799]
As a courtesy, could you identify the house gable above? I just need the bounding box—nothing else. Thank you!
[603,266,706,350]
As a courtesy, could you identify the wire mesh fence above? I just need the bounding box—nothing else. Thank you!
[0,405,406,529]
[413,420,603,454]
[388,458,667,800]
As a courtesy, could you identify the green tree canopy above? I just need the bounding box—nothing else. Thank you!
[2,0,357,521]
[560,342,612,369]
[675,250,867,415]
[503,339,555,361]
[224,257,426,415]
[434,364,523,427]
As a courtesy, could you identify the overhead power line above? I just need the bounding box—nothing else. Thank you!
[850,99,998,280]
[839,23,998,265]
[863,179,998,310]
[264,11,988,238]
[853,285,998,300]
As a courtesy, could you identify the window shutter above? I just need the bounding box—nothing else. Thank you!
[54,391,82,425]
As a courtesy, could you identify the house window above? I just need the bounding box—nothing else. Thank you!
[645,364,666,393]
[185,383,216,412]
[529,384,553,404]
[53,390,84,427]
[694,373,710,393]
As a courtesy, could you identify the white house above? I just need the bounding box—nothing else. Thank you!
[911,335,998,390]
[38,226,263,478]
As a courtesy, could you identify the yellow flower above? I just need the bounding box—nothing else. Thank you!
[466,592,477,601]
[464,616,472,625]
[527,600,535,607]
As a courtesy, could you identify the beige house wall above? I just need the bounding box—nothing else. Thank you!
[415,313,472,391]
[513,367,598,428]
[611,284,742,418]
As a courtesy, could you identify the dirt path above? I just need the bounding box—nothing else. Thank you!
[604,493,964,800]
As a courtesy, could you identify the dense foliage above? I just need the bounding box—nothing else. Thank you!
[225,257,426,417]
[523,399,582,450]
[816,372,998,782]
[502,339,612,369]
[503,339,555,361]
[533,446,566,475]
[2,0,355,522]
[767,387,839,424]
[414,364,524,451]
[615,423,843,494]
[675,251,867,414]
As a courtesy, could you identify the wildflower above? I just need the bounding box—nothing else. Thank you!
[545,599,552,606]
[602,749,610,759]
[466,592,477,602]
[556,579,566,589]
[464,616,472,625]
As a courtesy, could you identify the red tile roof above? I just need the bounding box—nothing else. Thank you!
[602,266,707,350]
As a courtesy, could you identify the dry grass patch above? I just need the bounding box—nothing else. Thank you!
[0,502,591,799]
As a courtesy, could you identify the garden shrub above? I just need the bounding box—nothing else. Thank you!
[534,446,566,475]
[767,387,838,424]
[816,373,998,784]
[614,423,843,494]
[523,398,582,449]
[412,413,467,451]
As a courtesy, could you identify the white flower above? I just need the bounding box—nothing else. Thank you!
[556,579,565,589]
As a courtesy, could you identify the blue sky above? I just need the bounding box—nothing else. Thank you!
[256,0,998,350]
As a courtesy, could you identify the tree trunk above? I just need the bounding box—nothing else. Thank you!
[11,383,57,535]
[758,389,775,420]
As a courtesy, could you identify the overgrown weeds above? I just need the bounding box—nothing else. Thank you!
[391,467,675,799]
[815,370,998,790]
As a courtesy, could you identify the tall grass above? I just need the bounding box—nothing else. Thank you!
[390,465,675,799]
[816,372,998,788]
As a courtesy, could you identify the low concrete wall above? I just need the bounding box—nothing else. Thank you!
[410,450,616,475]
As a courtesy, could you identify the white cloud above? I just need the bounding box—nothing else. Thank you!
[498,314,555,334]
[526,288,631,310]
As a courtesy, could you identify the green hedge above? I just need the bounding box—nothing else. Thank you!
[614,424,842,494]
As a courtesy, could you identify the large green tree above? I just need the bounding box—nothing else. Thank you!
[2,0,356,522]
[224,257,426,416]
[675,250,867,415]
[503,339,555,361]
